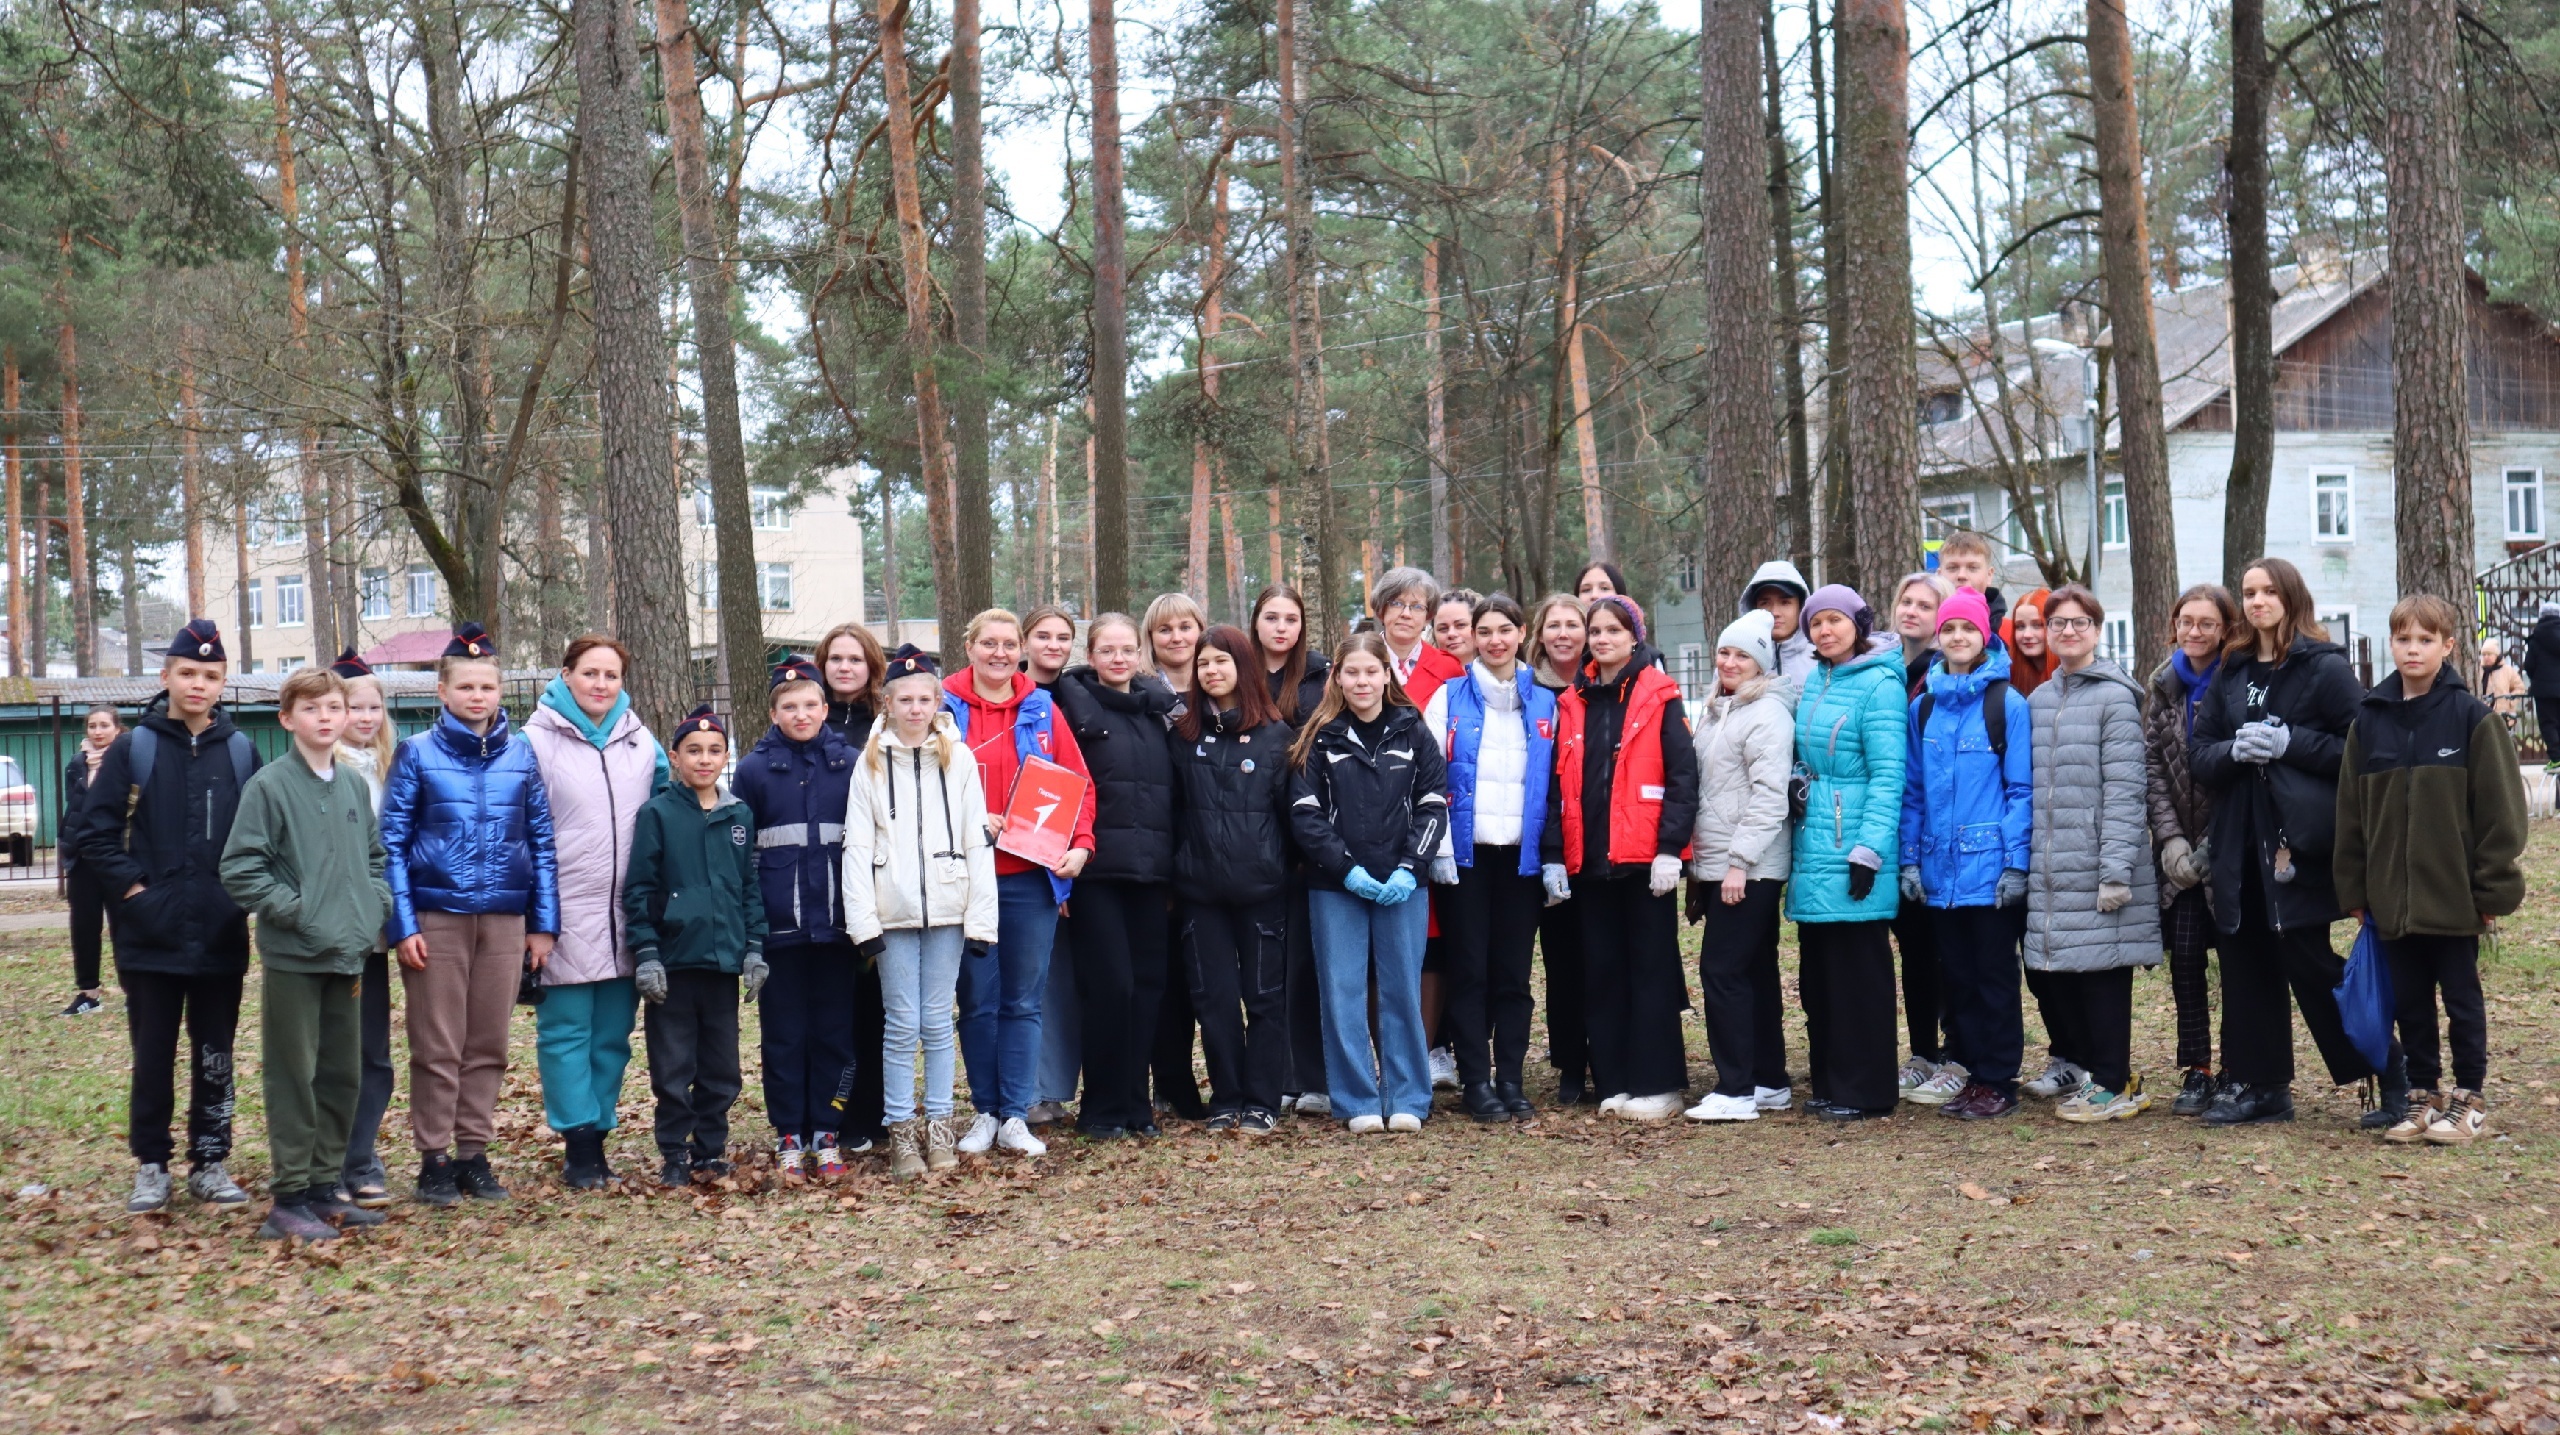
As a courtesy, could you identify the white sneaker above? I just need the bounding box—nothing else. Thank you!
[1598,1092,1632,1116]
[1684,1093,1761,1122]
[1906,1066,1969,1106]
[995,1117,1047,1157]
[955,1113,999,1154]
[1346,1114,1385,1134]
[1896,1056,1938,1094]
[1429,1047,1460,1090]
[1386,1112,1423,1133]
[186,1162,250,1206]
[1618,1093,1684,1122]
[2022,1059,2089,1100]
[1294,1092,1332,1117]
[1752,1085,1794,1110]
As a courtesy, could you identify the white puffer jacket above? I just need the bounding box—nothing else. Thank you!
[843,716,1000,943]
[1424,662,1531,850]
[1687,673,1798,883]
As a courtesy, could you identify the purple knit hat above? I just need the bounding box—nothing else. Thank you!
[1587,593,1647,645]
[1801,583,1873,645]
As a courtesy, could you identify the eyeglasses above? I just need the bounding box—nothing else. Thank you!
[2174,618,2222,634]
[2047,616,2096,634]
[1384,599,1430,616]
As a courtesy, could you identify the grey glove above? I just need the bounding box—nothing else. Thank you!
[1996,868,2028,909]
[2231,721,2288,764]
[2158,837,2199,891]
[1899,865,1925,904]
[742,951,770,1002]
[635,958,669,1004]
[1431,853,1460,886]
[1648,853,1682,897]
[1541,863,1572,907]
[2096,881,2133,914]
[2255,721,2290,761]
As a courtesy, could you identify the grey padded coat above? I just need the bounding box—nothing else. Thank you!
[2024,659,2162,972]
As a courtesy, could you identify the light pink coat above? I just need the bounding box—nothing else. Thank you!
[526,703,660,985]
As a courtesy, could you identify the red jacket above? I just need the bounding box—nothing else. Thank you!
[1391,641,1466,711]
[1554,662,1690,875]
[941,671,1097,877]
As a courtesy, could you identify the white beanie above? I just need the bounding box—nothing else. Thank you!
[1716,609,1779,675]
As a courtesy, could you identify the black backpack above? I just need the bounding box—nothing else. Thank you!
[1914,679,2011,760]
[122,725,258,849]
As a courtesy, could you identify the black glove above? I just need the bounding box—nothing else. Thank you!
[964,939,992,961]
[1684,878,1711,926]
[856,935,887,968]
[1846,862,1877,902]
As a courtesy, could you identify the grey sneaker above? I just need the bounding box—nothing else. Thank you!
[127,1163,173,1214]
[1896,1056,1939,1095]
[257,1201,339,1242]
[1429,1047,1461,1090]
[186,1162,250,1206]
[2021,1059,2089,1101]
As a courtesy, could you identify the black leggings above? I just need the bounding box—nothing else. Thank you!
[1071,879,1173,1131]
[1696,878,1787,1097]
[2162,886,2218,1072]
[1577,874,1688,1099]
[67,865,106,992]
[1182,896,1290,1116]
[1437,848,1542,1086]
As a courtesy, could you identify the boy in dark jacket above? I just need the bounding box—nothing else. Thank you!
[2336,595,2528,1144]
[219,668,393,1240]
[733,660,864,1176]
[69,620,261,1215]
[626,707,767,1186]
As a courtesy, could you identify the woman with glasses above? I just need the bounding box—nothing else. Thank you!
[1372,567,1466,710]
[2143,584,2242,1114]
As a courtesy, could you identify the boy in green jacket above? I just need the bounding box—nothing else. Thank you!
[219,668,394,1240]
[2336,594,2529,1145]
[625,707,768,1187]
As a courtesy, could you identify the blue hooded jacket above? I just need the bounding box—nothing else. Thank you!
[1786,645,1907,924]
[1898,641,2034,908]
[380,710,561,943]
[733,722,857,949]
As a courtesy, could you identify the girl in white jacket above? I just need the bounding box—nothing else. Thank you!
[846,647,1000,1182]
[1684,611,1798,1121]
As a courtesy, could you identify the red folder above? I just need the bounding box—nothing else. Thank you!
[995,755,1087,870]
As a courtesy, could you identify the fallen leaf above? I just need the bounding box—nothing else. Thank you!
[1960,1182,1993,1201]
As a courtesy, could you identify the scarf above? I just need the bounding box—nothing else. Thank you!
[2169,648,2219,738]
[539,674,671,789]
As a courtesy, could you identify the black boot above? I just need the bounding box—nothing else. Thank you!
[1461,1081,1508,1123]
[1556,1072,1585,1107]
[306,1184,388,1228]
[659,1155,693,1188]
[561,1129,601,1190]
[454,1153,510,1200]
[2359,1055,2410,1131]
[2201,1082,2295,1126]
[1494,1080,1533,1118]
[415,1152,461,1208]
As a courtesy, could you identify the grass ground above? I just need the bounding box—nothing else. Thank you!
[2,840,2559,1435]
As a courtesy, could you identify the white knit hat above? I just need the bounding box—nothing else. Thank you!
[1716,609,1778,675]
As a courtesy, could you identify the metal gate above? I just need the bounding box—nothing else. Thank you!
[0,699,78,885]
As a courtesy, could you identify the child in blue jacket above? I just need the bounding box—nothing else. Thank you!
[1897,588,2033,1119]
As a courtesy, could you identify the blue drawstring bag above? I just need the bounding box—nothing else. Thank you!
[2334,918,2395,1073]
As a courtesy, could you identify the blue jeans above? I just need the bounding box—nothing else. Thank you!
[534,977,637,1132]
[880,926,966,1122]
[958,870,1061,1120]
[1306,886,1432,1122]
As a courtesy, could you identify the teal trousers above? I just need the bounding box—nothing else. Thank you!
[534,977,638,1132]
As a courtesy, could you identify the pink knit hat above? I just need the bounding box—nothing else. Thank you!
[1937,587,1993,638]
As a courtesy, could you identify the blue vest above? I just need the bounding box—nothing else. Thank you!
[942,686,1074,905]
[1442,668,1555,877]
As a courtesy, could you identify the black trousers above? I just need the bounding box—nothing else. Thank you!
[759,942,859,1143]
[2031,966,2133,1093]
[2220,912,2386,1089]
[67,865,106,992]
[2162,887,2218,1072]
[849,956,888,1143]
[1437,849,1543,1085]
[1540,893,1588,1082]
[2383,933,2487,1092]
[1696,878,1787,1097]
[340,948,396,1185]
[1072,878,1174,1131]
[1891,907,1943,1062]
[1182,895,1290,1115]
[1282,872,1327,1097]
[119,967,242,1167]
[1932,905,2025,1094]
[1578,874,1688,1099]
[647,968,743,1163]
[1797,920,1898,1112]
[2023,964,2074,1066]
[2537,696,2560,758]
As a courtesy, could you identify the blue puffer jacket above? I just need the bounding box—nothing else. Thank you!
[1786,645,1908,924]
[733,723,856,949]
[1898,643,2033,908]
[381,710,561,943]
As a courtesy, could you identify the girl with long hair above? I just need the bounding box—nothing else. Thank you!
[59,703,121,1017]
[1250,584,1330,728]
[817,622,888,751]
[2143,583,2241,1113]
[1250,583,1331,1113]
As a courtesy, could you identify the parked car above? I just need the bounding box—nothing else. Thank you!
[0,756,36,867]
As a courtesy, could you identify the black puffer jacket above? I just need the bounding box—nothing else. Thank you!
[1268,649,1331,731]
[2189,635,2363,933]
[1171,705,1294,904]
[826,697,876,753]
[1287,704,1449,885]
[2526,609,2560,700]
[66,696,260,976]
[1052,667,1179,883]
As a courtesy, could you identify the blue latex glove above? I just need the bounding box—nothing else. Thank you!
[1344,867,1387,901]
[1378,868,1420,905]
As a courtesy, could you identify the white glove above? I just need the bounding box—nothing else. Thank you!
[2158,837,2199,891]
[1541,863,1572,907]
[1899,865,1925,904]
[2096,881,2133,914]
[1648,854,1681,897]
[1431,853,1460,886]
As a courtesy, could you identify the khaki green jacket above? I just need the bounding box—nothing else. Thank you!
[219,747,393,974]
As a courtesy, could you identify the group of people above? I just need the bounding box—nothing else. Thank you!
[66,531,2530,1240]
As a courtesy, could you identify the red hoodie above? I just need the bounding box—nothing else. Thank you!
[942,670,1097,877]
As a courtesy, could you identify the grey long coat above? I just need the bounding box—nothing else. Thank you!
[2025,660,2162,972]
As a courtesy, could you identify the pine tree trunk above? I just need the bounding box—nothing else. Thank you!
[31,463,49,675]
[1189,131,1227,602]
[417,2,503,624]
[2,351,20,676]
[950,0,995,619]
[2087,0,2176,665]
[55,265,92,677]
[655,0,769,722]
[228,480,248,668]
[876,0,961,646]
[2221,0,2275,591]
[576,0,688,732]
[1088,0,1131,613]
[2386,0,2473,658]
[1811,0,1855,588]
[1277,0,1340,642]
[178,334,206,617]
[1552,155,1609,564]
[120,535,141,675]
[1765,0,1813,574]
[274,36,338,665]
[1836,0,1917,598]
[1700,0,1781,631]
[1424,237,1451,578]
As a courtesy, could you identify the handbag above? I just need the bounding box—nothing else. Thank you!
[2332,917,2395,1074]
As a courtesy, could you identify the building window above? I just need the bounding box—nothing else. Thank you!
[2101,478,2128,549]
[1918,390,1965,426]
[277,574,307,627]
[697,561,718,610]
[1674,552,1700,593]
[278,656,306,672]
[751,487,793,531]
[245,579,264,628]
[266,490,304,547]
[2001,494,2057,557]
[2505,467,2544,541]
[759,562,794,612]
[361,567,392,620]
[1922,495,1977,543]
[406,565,438,617]
[2320,607,2356,657]
[2311,469,2353,542]
[2103,615,2132,665]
